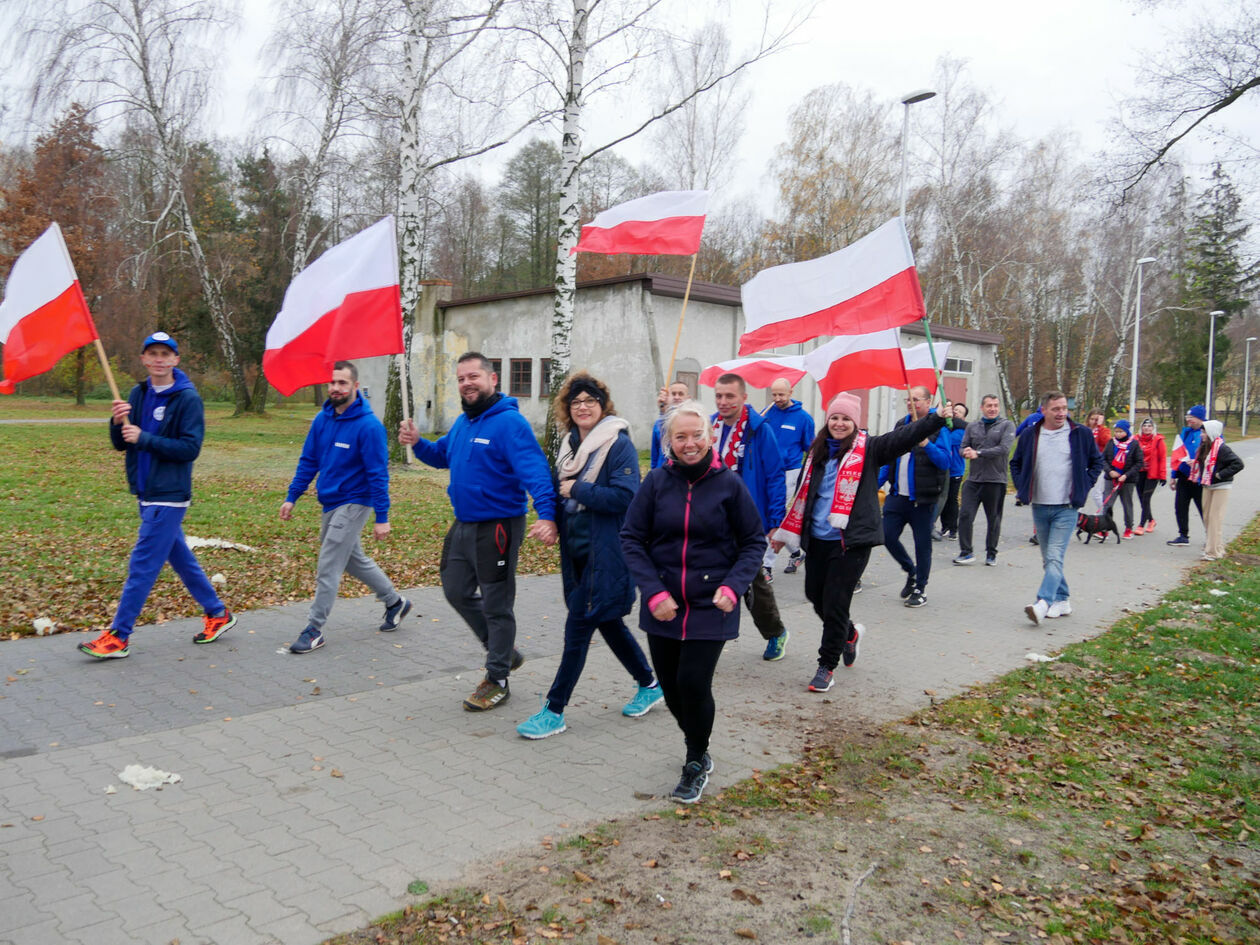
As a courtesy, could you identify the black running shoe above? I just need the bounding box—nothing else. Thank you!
[671,760,709,803]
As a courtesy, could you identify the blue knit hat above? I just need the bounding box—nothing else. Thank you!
[1188,404,1206,420]
[1113,419,1131,436]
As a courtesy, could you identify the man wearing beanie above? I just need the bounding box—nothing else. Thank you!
[953,394,1015,566]
[879,385,951,608]
[78,332,236,659]
[1167,405,1207,545]
[400,352,558,711]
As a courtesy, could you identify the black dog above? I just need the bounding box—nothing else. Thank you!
[1076,509,1120,544]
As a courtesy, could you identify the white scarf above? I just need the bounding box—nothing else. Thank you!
[557,416,630,510]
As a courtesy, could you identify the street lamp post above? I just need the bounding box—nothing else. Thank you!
[898,89,936,220]
[1245,337,1258,437]
[1207,310,1224,418]
[1128,257,1157,426]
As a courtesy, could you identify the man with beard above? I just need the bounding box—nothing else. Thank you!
[281,361,411,654]
[400,352,557,710]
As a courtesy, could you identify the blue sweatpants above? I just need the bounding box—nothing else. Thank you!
[111,504,224,638]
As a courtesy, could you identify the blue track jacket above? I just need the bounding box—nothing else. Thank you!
[411,395,556,523]
[762,399,816,472]
[286,394,391,522]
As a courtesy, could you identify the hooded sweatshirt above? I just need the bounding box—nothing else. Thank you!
[109,367,204,503]
[286,393,391,522]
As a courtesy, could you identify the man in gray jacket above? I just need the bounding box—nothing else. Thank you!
[952,394,1016,566]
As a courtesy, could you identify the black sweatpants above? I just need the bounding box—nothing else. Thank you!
[803,539,871,671]
[646,635,726,765]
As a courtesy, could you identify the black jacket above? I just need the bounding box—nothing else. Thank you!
[797,413,948,552]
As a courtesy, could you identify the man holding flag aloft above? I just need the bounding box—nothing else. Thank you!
[79,333,236,658]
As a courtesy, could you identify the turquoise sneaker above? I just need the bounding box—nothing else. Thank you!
[622,684,664,718]
[517,705,566,739]
[762,629,789,661]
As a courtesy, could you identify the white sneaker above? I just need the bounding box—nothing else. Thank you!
[1024,599,1050,625]
[1046,600,1072,619]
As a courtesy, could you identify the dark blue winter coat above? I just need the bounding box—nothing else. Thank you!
[558,427,640,622]
[710,407,786,533]
[1009,419,1104,508]
[620,458,765,641]
[110,368,203,503]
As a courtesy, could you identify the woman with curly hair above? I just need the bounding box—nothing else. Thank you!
[517,372,661,740]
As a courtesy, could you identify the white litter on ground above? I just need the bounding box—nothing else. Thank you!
[32,617,55,635]
[117,765,182,791]
[1024,652,1060,663]
[104,785,117,795]
[186,536,257,553]
[210,573,226,584]
[1208,589,1229,597]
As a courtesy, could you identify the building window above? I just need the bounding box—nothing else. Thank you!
[510,358,532,396]
[540,359,552,397]
[488,358,502,390]
[944,356,974,375]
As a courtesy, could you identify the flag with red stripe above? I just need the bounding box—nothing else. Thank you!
[573,190,709,256]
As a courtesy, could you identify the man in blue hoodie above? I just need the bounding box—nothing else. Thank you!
[281,361,411,654]
[79,332,235,659]
[879,386,951,609]
[762,377,815,574]
[400,352,557,711]
[712,374,790,661]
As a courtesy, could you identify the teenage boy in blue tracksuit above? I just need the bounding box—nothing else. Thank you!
[399,351,557,712]
[878,386,951,608]
[281,360,410,654]
[78,332,235,659]
[762,378,815,573]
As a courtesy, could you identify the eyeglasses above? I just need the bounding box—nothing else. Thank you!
[570,396,600,409]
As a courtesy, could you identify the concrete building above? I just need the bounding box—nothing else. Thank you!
[356,273,1003,444]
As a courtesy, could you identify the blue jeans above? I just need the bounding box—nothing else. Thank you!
[1031,504,1076,604]
[112,504,224,637]
[545,613,655,714]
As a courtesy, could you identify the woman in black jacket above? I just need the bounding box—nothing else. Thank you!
[771,392,947,693]
[1101,419,1143,538]
[517,373,660,740]
[620,401,766,804]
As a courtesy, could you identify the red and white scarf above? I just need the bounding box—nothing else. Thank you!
[714,405,749,470]
[773,432,868,549]
[1190,437,1222,485]
[1110,439,1132,471]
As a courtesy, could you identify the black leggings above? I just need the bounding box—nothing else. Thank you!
[1138,478,1160,527]
[646,635,725,765]
[804,540,871,670]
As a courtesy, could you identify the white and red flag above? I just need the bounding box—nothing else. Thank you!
[0,223,99,394]
[264,216,403,396]
[698,355,808,390]
[900,340,950,394]
[573,190,709,256]
[1170,433,1190,470]
[801,330,907,404]
[738,217,925,355]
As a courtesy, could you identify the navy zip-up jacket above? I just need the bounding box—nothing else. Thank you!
[286,394,391,522]
[1009,418,1104,508]
[411,395,556,523]
[110,368,203,503]
[621,460,765,641]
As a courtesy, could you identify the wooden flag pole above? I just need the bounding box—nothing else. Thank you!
[93,339,122,402]
[397,349,414,465]
[664,253,699,387]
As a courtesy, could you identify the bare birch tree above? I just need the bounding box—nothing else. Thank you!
[14,0,258,411]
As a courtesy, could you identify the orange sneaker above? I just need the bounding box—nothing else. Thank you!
[1132,525,1145,535]
[78,630,130,659]
[193,610,237,645]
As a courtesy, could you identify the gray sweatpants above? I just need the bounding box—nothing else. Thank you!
[440,516,524,681]
[308,503,399,632]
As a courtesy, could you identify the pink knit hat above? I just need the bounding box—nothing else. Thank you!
[826,392,861,422]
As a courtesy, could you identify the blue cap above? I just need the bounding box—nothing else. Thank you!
[1113,419,1131,435]
[1188,404,1206,420]
[142,331,179,355]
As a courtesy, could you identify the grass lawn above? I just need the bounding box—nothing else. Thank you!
[0,397,558,638]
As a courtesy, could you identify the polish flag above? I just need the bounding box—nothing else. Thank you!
[573,190,709,256]
[1170,434,1189,470]
[801,330,907,404]
[264,216,403,396]
[0,223,99,394]
[699,355,808,390]
[901,341,950,393]
[738,217,925,355]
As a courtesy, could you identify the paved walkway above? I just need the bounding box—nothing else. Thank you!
[3,439,1257,945]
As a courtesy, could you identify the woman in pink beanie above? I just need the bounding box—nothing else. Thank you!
[772,391,948,692]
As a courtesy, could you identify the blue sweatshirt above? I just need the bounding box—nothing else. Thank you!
[286,394,391,522]
[762,399,816,472]
[110,367,203,502]
[411,395,556,523]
